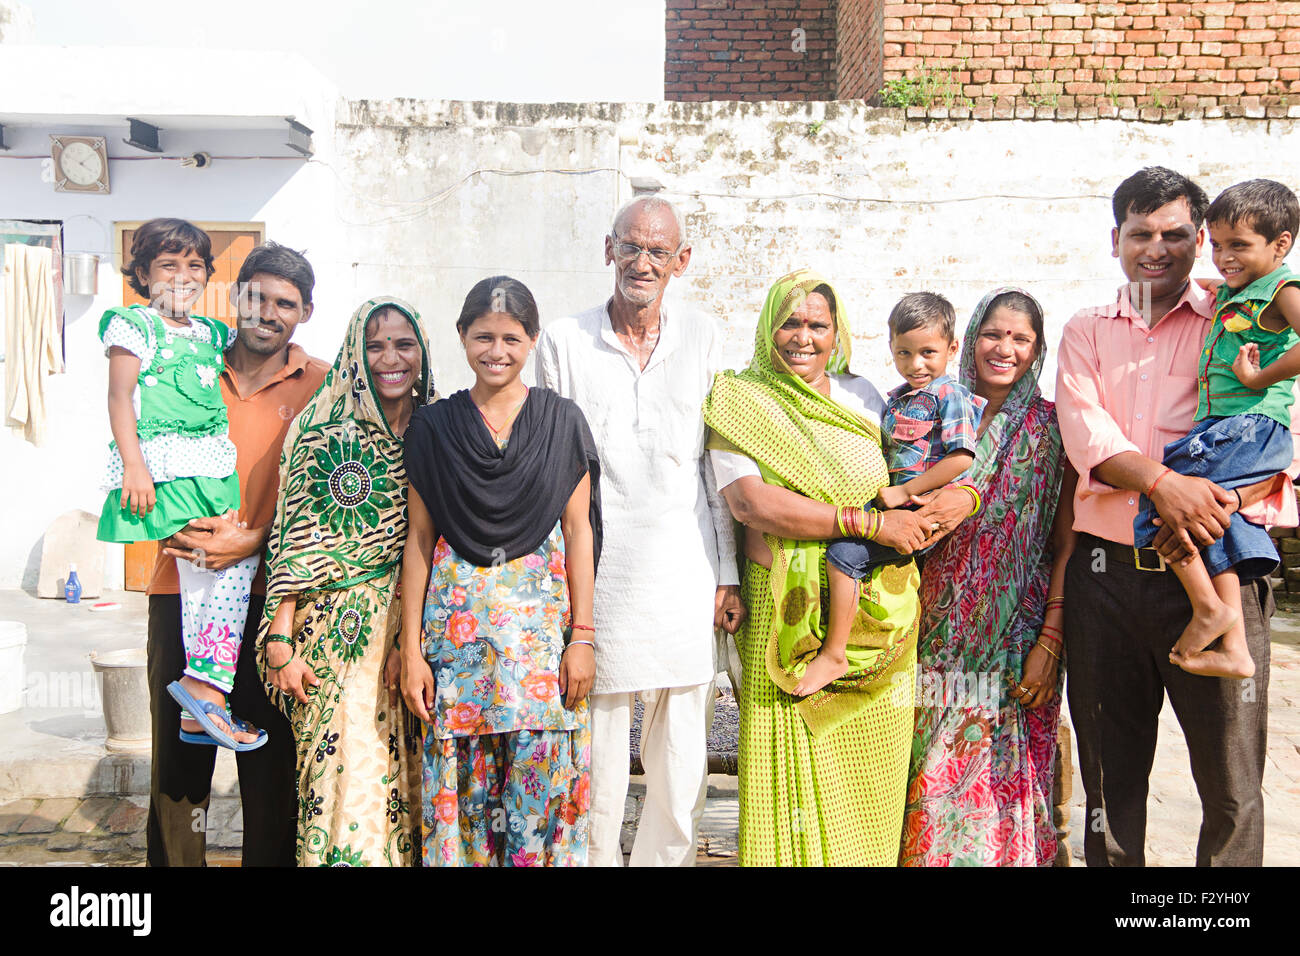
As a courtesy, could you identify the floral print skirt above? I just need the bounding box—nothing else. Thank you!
[423,724,591,866]
[288,572,422,866]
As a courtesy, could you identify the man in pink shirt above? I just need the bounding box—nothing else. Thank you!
[1056,166,1300,866]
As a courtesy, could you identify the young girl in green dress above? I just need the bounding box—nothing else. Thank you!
[97,218,265,751]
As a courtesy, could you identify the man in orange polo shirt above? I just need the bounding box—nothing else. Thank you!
[145,242,329,866]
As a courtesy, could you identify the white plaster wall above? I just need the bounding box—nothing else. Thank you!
[6,94,1300,588]
[333,101,1300,401]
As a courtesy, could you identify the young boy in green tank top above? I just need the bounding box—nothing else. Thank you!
[1134,179,1300,678]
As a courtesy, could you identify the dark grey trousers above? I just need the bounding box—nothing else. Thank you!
[145,594,297,866]
[1064,535,1271,867]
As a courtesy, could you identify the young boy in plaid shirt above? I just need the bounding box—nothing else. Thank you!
[794,292,985,696]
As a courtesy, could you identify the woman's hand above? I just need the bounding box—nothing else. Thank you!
[872,507,932,554]
[1011,639,1059,710]
[559,643,595,709]
[910,485,976,544]
[401,652,436,724]
[385,643,402,709]
[121,463,156,518]
[268,641,320,704]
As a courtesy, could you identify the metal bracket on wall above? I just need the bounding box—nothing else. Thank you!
[0,125,8,151]
[284,118,314,157]
[124,118,163,153]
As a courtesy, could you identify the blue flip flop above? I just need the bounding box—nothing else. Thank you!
[167,681,268,752]
[178,713,263,747]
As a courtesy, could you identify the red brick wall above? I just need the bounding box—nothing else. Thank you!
[665,0,838,101]
[882,1,1300,119]
[839,0,886,98]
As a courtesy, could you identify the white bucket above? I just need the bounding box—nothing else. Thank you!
[0,621,26,715]
[89,647,150,752]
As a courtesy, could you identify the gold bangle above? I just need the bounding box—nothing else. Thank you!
[836,506,848,537]
[1036,641,1061,661]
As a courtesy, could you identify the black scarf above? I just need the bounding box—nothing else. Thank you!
[404,387,602,569]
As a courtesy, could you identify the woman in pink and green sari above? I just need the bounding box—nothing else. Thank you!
[900,288,1078,867]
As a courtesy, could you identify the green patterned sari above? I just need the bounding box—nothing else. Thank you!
[257,296,434,867]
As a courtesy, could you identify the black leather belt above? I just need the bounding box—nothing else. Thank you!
[1081,533,1170,572]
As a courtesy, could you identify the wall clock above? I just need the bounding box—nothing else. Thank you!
[50,135,110,194]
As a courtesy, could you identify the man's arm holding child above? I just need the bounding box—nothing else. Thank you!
[163,517,267,571]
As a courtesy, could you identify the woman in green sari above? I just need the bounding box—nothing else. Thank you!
[704,268,949,865]
[257,296,434,866]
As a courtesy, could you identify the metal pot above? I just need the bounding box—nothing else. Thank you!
[89,648,150,752]
[63,252,100,295]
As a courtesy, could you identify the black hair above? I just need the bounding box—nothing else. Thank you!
[982,290,1045,358]
[1111,166,1210,229]
[1205,179,1300,244]
[811,283,837,324]
[122,218,214,297]
[888,291,956,341]
[234,241,315,306]
[364,304,415,337]
[456,275,540,338]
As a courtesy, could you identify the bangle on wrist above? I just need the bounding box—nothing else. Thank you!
[571,623,595,633]
[950,483,980,516]
[1146,467,1172,499]
[566,639,595,651]
[1036,640,1061,662]
[1233,488,1243,510]
[266,633,294,647]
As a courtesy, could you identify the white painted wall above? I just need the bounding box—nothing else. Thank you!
[0,127,343,589]
[333,100,1299,402]
[5,92,1299,589]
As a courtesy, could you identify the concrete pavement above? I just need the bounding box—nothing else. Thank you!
[1,588,1297,866]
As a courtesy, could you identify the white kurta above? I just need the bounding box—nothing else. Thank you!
[536,301,739,695]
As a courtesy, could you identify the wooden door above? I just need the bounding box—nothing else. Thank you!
[116,222,264,590]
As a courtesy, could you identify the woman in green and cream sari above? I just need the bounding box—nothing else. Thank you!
[257,296,434,866]
[704,269,945,866]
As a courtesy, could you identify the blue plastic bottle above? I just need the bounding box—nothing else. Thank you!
[65,563,82,604]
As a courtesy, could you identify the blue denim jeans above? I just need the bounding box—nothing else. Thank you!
[1133,413,1290,580]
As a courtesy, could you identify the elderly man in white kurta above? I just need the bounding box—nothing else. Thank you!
[537,196,744,867]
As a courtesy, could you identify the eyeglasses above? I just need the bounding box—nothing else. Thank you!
[609,236,681,267]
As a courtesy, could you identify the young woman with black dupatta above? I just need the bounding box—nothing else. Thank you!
[401,276,602,867]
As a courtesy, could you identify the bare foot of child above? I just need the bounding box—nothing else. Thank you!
[1170,638,1255,680]
[1170,602,1239,660]
[178,675,261,743]
[793,650,850,697]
